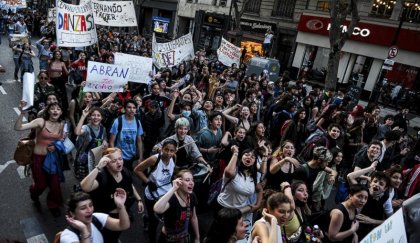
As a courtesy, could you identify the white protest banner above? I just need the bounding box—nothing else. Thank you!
[0,0,26,10]
[114,52,152,84]
[84,61,130,92]
[217,38,241,67]
[91,0,137,27]
[56,0,97,47]
[47,8,56,23]
[152,33,194,69]
[360,208,407,243]
[22,72,35,110]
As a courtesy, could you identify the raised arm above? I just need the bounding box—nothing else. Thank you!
[224,145,239,179]
[347,161,377,185]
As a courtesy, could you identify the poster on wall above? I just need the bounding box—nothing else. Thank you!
[360,208,407,243]
[152,16,170,34]
[152,33,194,69]
[84,61,130,92]
[217,37,241,67]
[56,0,97,47]
[114,52,152,84]
[91,0,137,27]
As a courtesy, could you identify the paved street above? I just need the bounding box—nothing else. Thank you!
[0,34,146,242]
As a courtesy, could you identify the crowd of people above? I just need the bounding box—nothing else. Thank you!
[2,8,419,243]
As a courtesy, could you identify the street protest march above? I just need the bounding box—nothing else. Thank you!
[152,32,194,69]
[91,0,137,27]
[114,52,152,84]
[217,37,241,67]
[55,0,97,47]
[84,61,130,92]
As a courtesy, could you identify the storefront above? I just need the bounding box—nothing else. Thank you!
[193,10,229,52]
[293,14,420,98]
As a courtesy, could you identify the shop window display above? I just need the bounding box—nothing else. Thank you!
[240,41,263,62]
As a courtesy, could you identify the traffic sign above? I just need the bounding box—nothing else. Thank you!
[388,46,398,58]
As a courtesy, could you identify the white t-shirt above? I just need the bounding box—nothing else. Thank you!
[60,213,108,243]
[264,33,274,44]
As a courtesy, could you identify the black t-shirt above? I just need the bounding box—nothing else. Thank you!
[163,193,197,235]
[294,163,323,196]
[357,194,385,239]
[90,168,134,213]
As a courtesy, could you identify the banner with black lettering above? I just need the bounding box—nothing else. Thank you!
[56,0,97,47]
[84,61,130,92]
[91,0,137,27]
[152,33,194,69]
[217,37,241,67]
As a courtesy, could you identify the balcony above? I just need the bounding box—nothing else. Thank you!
[244,0,261,14]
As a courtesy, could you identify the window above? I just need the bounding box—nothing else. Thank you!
[220,0,227,7]
[244,0,261,14]
[272,0,296,18]
[370,0,395,18]
[316,1,329,12]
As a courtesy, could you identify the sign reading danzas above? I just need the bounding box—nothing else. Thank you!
[114,52,152,84]
[91,0,137,27]
[84,61,130,92]
[217,38,241,67]
[152,33,194,69]
[56,0,97,47]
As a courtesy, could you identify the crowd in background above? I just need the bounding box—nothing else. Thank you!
[3,8,420,243]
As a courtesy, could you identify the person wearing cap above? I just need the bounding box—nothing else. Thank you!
[294,146,337,211]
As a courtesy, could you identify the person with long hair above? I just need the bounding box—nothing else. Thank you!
[266,140,301,189]
[280,108,308,152]
[154,170,200,243]
[205,208,247,243]
[222,104,252,131]
[244,122,268,150]
[326,184,368,243]
[385,165,404,211]
[48,50,69,111]
[15,101,65,217]
[32,71,55,120]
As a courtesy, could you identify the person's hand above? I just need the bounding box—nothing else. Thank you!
[392,199,403,208]
[18,100,28,112]
[251,236,261,243]
[350,220,359,232]
[47,144,56,152]
[81,104,91,117]
[137,200,144,214]
[114,188,127,209]
[262,208,278,225]
[370,161,378,171]
[97,155,111,169]
[102,141,109,150]
[356,214,373,224]
[207,146,220,154]
[231,145,239,154]
[172,178,182,190]
[280,181,290,191]
[285,157,301,168]
[65,215,87,232]
[328,174,336,185]
[171,89,180,99]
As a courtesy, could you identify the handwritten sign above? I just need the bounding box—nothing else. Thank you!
[360,208,407,243]
[56,0,98,47]
[152,33,194,69]
[217,37,241,67]
[91,0,137,27]
[114,52,152,84]
[84,61,130,92]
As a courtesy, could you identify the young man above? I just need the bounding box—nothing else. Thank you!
[375,115,394,140]
[197,112,223,168]
[109,99,144,170]
[347,167,391,240]
[353,140,382,171]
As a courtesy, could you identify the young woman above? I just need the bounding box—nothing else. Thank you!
[326,184,368,243]
[19,42,36,79]
[280,108,308,152]
[250,191,291,243]
[385,165,404,211]
[48,50,69,110]
[73,106,108,186]
[15,101,65,217]
[266,140,301,189]
[80,148,143,243]
[205,208,247,243]
[154,170,200,243]
[60,190,130,243]
[134,139,178,243]
[32,71,56,120]
[222,104,252,132]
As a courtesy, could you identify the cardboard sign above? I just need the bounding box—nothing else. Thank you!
[114,52,152,84]
[152,33,194,69]
[56,0,98,47]
[91,0,137,27]
[217,37,241,67]
[360,208,407,243]
[84,61,130,92]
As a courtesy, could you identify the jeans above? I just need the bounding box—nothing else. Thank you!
[13,56,20,79]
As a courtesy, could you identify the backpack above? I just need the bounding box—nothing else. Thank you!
[207,176,234,206]
[297,133,328,164]
[53,215,103,243]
